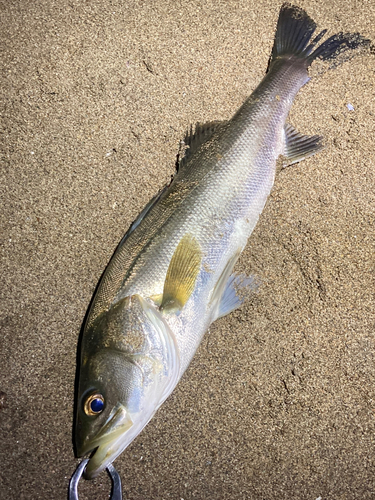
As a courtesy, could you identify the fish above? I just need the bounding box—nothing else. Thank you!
[74,3,369,479]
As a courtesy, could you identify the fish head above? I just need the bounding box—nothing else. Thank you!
[75,294,179,479]
[75,348,140,479]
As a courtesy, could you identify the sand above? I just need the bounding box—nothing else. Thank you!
[1,1,375,499]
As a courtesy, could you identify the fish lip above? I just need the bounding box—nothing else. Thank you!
[83,440,121,479]
[77,403,133,477]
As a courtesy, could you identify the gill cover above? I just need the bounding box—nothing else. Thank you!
[76,294,180,478]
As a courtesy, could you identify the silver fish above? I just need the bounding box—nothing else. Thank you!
[74,3,369,479]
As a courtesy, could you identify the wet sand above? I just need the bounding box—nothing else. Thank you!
[1,1,375,499]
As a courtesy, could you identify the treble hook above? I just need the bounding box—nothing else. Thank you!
[69,459,123,500]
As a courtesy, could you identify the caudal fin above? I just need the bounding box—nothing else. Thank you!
[271,3,370,68]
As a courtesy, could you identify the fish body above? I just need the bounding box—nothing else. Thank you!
[104,57,307,375]
[75,4,369,478]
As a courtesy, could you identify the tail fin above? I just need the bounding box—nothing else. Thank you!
[271,3,370,69]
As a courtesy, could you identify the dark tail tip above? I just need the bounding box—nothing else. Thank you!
[308,31,370,67]
[271,3,317,61]
[271,3,370,68]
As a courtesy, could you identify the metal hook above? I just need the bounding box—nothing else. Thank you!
[69,459,123,500]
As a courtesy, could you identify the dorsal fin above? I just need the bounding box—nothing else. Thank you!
[127,185,168,236]
[178,121,225,170]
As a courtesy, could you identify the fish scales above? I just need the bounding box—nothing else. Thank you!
[88,59,306,329]
[74,3,370,480]
[86,59,308,370]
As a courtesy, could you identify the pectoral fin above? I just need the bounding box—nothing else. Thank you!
[160,234,202,313]
[283,124,324,166]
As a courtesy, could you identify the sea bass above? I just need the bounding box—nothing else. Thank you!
[75,4,369,478]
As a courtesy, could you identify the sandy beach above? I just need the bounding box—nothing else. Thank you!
[1,0,375,498]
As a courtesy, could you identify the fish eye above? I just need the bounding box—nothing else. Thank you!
[84,394,105,416]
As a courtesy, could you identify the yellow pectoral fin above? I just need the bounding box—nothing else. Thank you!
[149,293,163,306]
[160,233,202,313]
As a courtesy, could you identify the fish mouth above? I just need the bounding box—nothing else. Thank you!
[78,404,133,479]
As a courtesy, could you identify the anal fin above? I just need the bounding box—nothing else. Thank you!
[283,124,324,166]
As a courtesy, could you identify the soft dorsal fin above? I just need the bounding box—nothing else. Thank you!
[160,234,202,313]
[178,121,225,170]
[283,124,324,165]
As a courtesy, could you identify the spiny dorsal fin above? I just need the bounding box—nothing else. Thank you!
[160,233,202,313]
[178,121,225,170]
[127,185,168,236]
[283,123,324,166]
